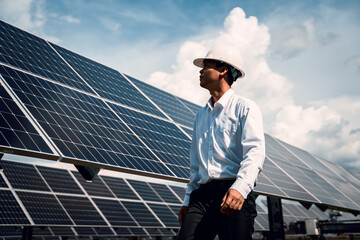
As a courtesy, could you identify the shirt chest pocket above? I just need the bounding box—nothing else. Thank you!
[215,118,238,135]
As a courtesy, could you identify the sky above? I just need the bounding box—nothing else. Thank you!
[0,0,359,173]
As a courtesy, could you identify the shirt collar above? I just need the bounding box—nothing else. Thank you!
[206,89,234,110]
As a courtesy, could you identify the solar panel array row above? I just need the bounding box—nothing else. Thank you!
[1,20,360,214]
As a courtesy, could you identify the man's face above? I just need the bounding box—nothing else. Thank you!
[199,60,221,90]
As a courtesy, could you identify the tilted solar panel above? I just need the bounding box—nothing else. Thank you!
[0,20,95,93]
[50,43,165,116]
[0,190,30,225]
[129,75,196,128]
[109,103,190,179]
[0,77,54,158]
[1,65,174,178]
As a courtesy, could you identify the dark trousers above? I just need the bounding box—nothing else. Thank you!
[177,179,257,240]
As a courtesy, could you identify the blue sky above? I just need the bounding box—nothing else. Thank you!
[1,0,360,172]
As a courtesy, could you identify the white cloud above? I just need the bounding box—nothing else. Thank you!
[146,7,360,171]
[60,15,80,24]
[0,0,45,33]
[270,18,337,59]
[146,7,294,116]
[268,96,360,171]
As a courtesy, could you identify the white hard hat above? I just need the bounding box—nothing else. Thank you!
[193,46,245,79]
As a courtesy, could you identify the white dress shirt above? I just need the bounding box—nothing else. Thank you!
[183,89,265,206]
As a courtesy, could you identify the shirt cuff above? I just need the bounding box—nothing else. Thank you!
[230,179,252,199]
[182,194,190,206]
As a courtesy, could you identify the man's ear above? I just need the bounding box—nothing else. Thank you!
[219,66,228,78]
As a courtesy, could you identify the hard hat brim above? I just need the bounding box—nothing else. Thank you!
[193,57,245,79]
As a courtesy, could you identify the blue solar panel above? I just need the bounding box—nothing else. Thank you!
[264,134,309,169]
[92,198,136,226]
[1,160,50,191]
[37,166,83,194]
[127,179,163,202]
[257,158,318,202]
[0,175,8,188]
[1,65,173,177]
[101,176,139,200]
[0,79,53,155]
[0,21,94,93]
[50,44,165,116]
[0,190,30,225]
[109,103,191,179]
[148,182,182,204]
[146,203,179,227]
[72,172,113,197]
[130,76,196,128]
[56,195,106,226]
[275,159,359,210]
[121,201,162,227]
[16,191,72,225]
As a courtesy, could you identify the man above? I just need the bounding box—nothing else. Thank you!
[177,46,265,240]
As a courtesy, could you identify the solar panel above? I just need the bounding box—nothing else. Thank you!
[0,20,95,93]
[127,179,163,202]
[0,190,30,225]
[56,195,106,226]
[36,166,83,194]
[1,65,174,178]
[16,191,72,225]
[0,78,53,157]
[277,138,329,173]
[146,203,179,228]
[256,158,318,203]
[101,176,139,200]
[169,185,186,201]
[1,160,50,191]
[50,227,74,236]
[130,76,196,128]
[92,198,136,226]
[72,172,113,197]
[0,174,8,188]
[121,201,162,227]
[264,134,309,169]
[50,43,165,116]
[148,182,182,204]
[275,159,359,210]
[109,103,190,178]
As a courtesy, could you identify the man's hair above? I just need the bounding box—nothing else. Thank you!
[215,61,242,86]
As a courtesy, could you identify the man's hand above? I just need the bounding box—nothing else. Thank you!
[178,206,188,225]
[220,189,244,215]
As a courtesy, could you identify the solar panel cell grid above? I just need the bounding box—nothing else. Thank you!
[127,179,162,202]
[1,160,50,191]
[50,44,164,116]
[37,166,83,195]
[101,176,139,200]
[264,134,309,169]
[2,65,173,177]
[130,77,196,128]
[264,158,318,202]
[110,103,190,178]
[16,191,72,225]
[0,175,8,188]
[92,198,136,226]
[146,203,179,228]
[0,21,94,93]
[121,201,162,227]
[0,190,30,225]
[148,182,181,204]
[72,173,113,197]
[56,195,106,226]
[0,80,52,154]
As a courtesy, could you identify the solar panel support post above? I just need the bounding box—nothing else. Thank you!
[267,196,285,240]
[74,165,100,182]
[22,226,32,240]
